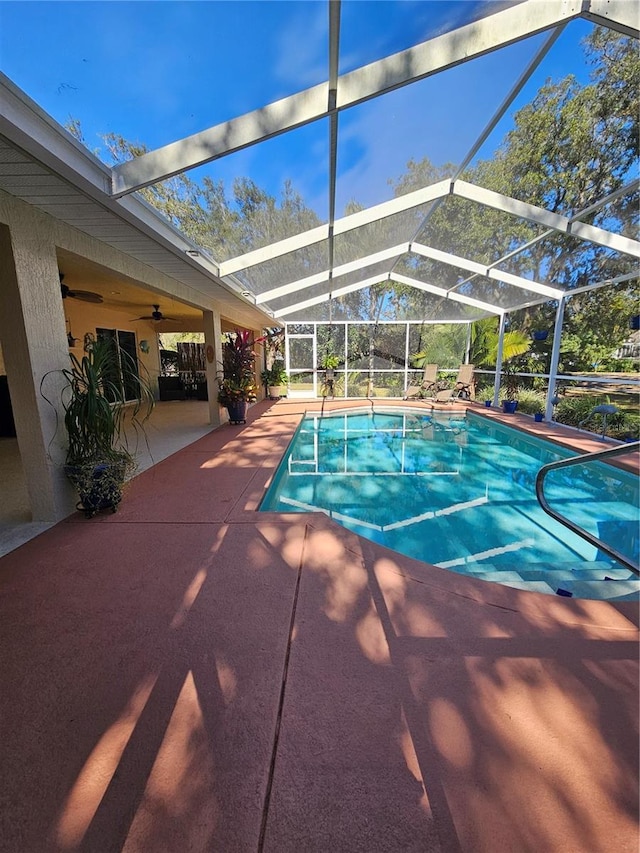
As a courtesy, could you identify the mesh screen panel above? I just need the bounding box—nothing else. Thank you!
[224,239,330,294]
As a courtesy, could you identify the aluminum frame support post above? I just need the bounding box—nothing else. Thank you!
[493,313,507,407]
[546,297,566,421]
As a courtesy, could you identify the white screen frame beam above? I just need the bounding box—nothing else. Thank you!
[112,0,591,197]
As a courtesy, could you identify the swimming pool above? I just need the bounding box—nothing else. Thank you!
[260,409,639,600]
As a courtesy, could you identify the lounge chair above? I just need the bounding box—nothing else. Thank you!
[404,363,438,399]
[433,364,475,402]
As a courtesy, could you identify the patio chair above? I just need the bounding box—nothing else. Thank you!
[404,363,438,399]
[433,364,475,402]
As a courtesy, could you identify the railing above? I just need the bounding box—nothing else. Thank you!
[535,441,640,575]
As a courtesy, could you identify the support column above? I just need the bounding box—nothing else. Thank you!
[0,223,74,520]
[203,308,223,427]
[493,313,507,407]
[546,298,566,421]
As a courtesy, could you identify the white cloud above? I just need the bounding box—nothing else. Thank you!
[274,2,328,92]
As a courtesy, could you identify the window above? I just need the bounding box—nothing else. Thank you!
[96,328,140,402]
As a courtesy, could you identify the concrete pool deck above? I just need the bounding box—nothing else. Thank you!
[0,399,637,852]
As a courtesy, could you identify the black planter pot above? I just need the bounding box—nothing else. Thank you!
[226,400,248,424]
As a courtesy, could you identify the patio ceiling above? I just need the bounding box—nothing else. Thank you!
[108,0,639,325]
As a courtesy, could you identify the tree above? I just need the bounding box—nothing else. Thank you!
[468,317,531,367]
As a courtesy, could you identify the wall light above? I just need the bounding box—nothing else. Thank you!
[139,339,150,353]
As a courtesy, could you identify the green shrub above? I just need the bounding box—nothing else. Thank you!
[554,395,608,427]
[475,381,494,400]
[498,382,521,403]
[554,394,635,439]
[607,413,640,441]
[514,388,546,415]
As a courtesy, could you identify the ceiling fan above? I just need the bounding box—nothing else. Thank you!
[59,273,104,304]
[130,304,179,323]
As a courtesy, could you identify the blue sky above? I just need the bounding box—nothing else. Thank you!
[0,1,595,222]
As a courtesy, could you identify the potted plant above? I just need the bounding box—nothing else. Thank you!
[42,336,154,516]
[217,329,258,424]
[319,353,341,397]
[501,361,519,414]
[261,362,288,399]
[530,399,545,422]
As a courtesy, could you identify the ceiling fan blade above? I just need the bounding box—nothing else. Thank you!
[70,290,104,304]
[60,281,103,303]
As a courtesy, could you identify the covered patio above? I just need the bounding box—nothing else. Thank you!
[0,398,637,852]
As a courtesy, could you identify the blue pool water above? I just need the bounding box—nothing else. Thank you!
[260,409,639,599]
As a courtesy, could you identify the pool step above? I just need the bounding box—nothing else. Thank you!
[446,561,639,600]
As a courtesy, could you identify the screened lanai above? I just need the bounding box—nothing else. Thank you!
[2,0,638,414]
[92,0,639,415]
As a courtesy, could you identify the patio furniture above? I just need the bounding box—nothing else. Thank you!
[158,376,186,401]
[404,363,438,399]
[433,364,475,402]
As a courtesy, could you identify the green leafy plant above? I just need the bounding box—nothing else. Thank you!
[217,329,258,405]
[513,388,546,415]
[553,394,635,439]
[261,362,288,388]
[554,394,608,427]
[217,375,258,405]
[42,336,154,514]
[319,354,341,370]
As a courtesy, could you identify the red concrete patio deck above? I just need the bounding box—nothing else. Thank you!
[0,399,638,853]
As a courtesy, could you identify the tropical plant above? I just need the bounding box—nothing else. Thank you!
[469,318,532,368]
[554,394,631,439]
[261,362,288,389]
[217,329,258,405]
[41,336,154,514]
[217,375,258,406]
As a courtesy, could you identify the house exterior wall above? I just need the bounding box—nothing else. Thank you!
[0,188,233,521]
